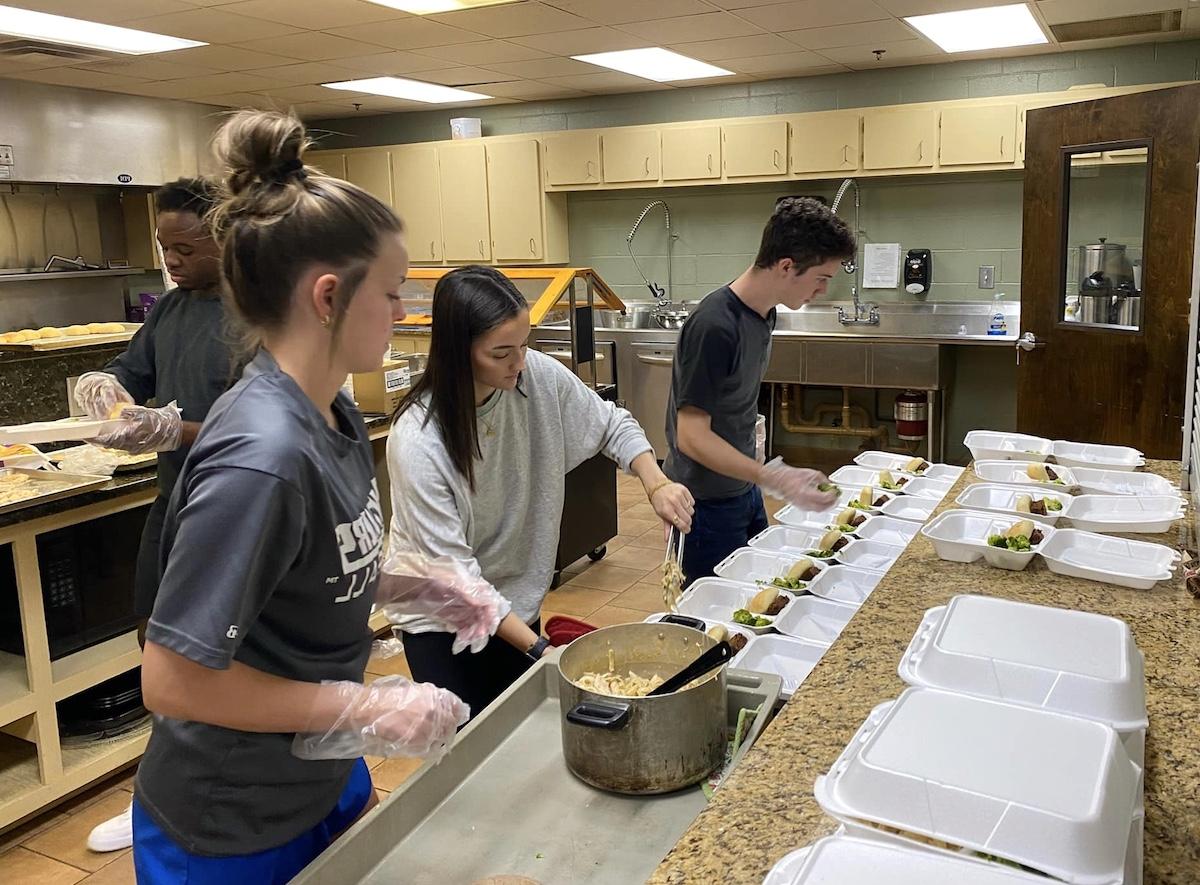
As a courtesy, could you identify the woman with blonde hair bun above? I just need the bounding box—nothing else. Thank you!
[130,109,506,883]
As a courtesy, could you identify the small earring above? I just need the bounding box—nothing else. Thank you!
[320,315,331,328]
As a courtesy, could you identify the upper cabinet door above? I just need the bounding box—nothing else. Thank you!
[543,132,601,186]
[791,112,860,174]
[390,145,443,264]
[344,149,393,205]
[486,140,544,261]
[939,104,1017,166]
[662,124,721,182]
[722,120,789,178]
[602,128,661,183]
[437,142,492,263]
[863,108,937,170]
[305,150,346,179]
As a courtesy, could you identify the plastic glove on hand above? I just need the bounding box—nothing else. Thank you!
[758,457,838,510]
[91,403,182,455]
[292,676,470,761]
[74,372,133,420]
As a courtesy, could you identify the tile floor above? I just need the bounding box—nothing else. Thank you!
[0,472,783,883]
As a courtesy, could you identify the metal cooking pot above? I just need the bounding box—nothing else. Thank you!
[1113,294,1141,327]
[557,623,727,795]
[1077,238,1132,291]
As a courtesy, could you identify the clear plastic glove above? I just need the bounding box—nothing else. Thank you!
[758,456,838,510]
[74,372,133,420]
[91,403,182,454]
[292,676,469,761]
[378,553,511,655]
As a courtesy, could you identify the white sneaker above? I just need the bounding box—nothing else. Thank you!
[87,801,133,853]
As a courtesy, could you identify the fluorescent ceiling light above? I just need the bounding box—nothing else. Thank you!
[323,77,491,103]
[573,48,734,83]
[364,0,520,13]
[905,3,1048,53]
[0,5,204,54]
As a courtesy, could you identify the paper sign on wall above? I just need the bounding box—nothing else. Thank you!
[863,243,901,289]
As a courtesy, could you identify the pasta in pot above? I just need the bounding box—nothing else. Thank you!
[574,647,666,698]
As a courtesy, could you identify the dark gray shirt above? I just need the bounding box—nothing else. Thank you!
[136,349,383,856]
[106,287,241,499]
[664,286,775,500]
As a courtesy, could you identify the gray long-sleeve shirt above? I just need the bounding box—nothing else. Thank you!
[386,350,653,625]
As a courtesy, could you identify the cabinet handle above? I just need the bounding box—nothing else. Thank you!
[918,140,924,162]
[586,159,595,179]
[1000,135,1005,155]
[478,239,485,256]
[430,240,435,258]
[644,156,650,175]
[529,237,536,254]
[706,153,713,172]
[773,149,781,169]
[842,144,850,165]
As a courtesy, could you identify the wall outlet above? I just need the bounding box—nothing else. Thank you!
[0,145,13,166]
[979,265,995,289]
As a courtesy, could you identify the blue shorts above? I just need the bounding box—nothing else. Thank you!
[132,758,373,884]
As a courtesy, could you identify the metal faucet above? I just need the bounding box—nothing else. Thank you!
[626,200,675,305]
[830,179,879,326]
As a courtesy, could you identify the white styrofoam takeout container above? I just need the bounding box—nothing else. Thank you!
[713,547,829,587]
[834,539,906,573]
[775,501,844,530]
[898,475,955,501]
[964,430,1052,462]
[853,451,964,481]
[763,831,1053,885]
[814,687,1143,885]
[921,509,1051,571]
[674,578,795,635]
[972,459,1078,492]
[898,595,1148,767]
[1038,529,1178,590]
[1069,466,1179,498]
[852,515,919,547]
[829,465,914,493]
[0,417,124,445]
[772,595,857,645]
[640,612,756,666]
[734,634,828,700]
[805,564,884,606]
[1059,494,1184,534]
[746,526,857,561]
[954,483,1073,526]
[877,494,938,523]
[1051,440,1145,471]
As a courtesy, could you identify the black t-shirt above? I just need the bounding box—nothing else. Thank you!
[664,286,775,500]
[136,349,383,856]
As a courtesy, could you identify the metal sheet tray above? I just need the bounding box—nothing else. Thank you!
[295,659,781,885]
[0,467,109,515]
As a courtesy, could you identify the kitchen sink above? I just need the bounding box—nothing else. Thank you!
[775,301,1019,338]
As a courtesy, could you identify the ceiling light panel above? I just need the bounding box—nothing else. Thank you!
[904,3,1049,53]
[323,75,491,102]
[365,0,521,13]
[572,47,733,82]
[0,5,205,54]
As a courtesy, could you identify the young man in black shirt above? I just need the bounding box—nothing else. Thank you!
[664,197,857,585]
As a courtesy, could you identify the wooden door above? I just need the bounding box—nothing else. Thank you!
[602,128,660,183]
[486,140,544,261]
[791,112,860,174]
[390,145,443,264]
[863,108,936,170]
[344,150,393,205]
[662,124,721,181]
[1017,84,1200,458]
[722,120,788,178]
[542,132,600,186]
[940,105,1017,166]
[437,142,491,263]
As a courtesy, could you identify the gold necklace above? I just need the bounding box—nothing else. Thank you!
[480,414,496,438]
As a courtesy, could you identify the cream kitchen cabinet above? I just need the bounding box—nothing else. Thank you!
[863,108,937,170]
[601,128,661,183]
[390,145,443,264]
[304,150,347,179]
[661,124,721,181]
[437,142,492,263]
[939,104,1017,166]
[723,119,788,178]
[542,131,601,186]
[790,112,860,174]
[344,149,394,206]
[486,139,545,261]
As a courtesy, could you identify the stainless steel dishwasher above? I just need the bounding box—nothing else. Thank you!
[628,341,676,456]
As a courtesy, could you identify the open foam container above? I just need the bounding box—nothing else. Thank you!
[898,595,1147,767]
[1038,529,1178,590]
[921,509,1050,571]
[955,483,1074,525]
[805,564,884,606]
[674,578,795,634]
[851,515,919,546]
[829,464,915,492]
[1051,440,1145,471]
[958,484,1183,533]
[735,634,828,700]
[713,547,830,586]
[814,687,1143,885]
[772,595,857,645]
[964,430,1053,462]
[853,450,964,481]
[834,539,905,573]
[899,475,955,500]
[972,459,1078,492]
[877,494,938,522]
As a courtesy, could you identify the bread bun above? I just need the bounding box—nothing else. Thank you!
[706,624,728,643]
[818,529,841,551]
[37,326,64,339]
[96,322,125,334]
[1015,494,1032,513]
[85,322,107,333]
[1026,463,1049,482]
[65,325,91,337]
[786,557,815,580]
[835,508,856,525]
[857,486,873,507]
[747,586,779,615]
[1004,519,1035,540]
[107,403,133,420]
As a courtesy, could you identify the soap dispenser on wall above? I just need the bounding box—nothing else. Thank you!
[904,249,932,295]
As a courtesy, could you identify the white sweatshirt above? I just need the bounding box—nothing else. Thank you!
[386,350,653,625]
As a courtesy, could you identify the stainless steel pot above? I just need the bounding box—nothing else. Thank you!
[1077,238,1132,291]
[1113,294,1141,327]
[558,623,727,795]
[1079,293,1113,324]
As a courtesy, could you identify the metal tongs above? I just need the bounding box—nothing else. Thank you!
[662,525,686,612]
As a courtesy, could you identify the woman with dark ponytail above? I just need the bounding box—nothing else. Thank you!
[130,110,497,883]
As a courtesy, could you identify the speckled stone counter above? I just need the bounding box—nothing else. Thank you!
[651,460,1200,885]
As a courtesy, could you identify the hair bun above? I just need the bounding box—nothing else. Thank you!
[212,109,309,200]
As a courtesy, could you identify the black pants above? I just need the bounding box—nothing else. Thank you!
[134,494,168,620]
[401,619,540,721]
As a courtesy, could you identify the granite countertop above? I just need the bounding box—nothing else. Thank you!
[651,460,1200,885]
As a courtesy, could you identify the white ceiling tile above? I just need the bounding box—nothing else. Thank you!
[483,78,589,99]
[148,43,302,69]
[619,12,763,43]
[217,0,402,30]
[120,8,302,42]
[233,32,393,60]
[190,90,283,109]
[545,0,716,25]
[409,40,551,65]
[510,27,651,55]
[328,18,488,50]
[126,70,293,98]
[735,0,893,30]
[784,18,915,49]
[1036,0,1179,26]
[258,83,371,102]
[874,0,1002,15]
[6,0,196,23]
[668,33,798,61]
[327,50,449,75]
[722,49,842,73]
[541,71,674,92]
[291,100,359,119]
[6,67,150,90]
[429,2,594,38]
[408,66,516,85]
[77,56,222,80]
[817,37,940,67]
[241,61,365,85]
[489,56,602,78]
